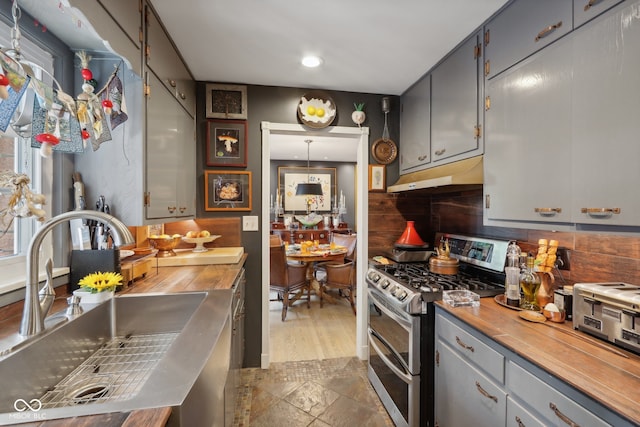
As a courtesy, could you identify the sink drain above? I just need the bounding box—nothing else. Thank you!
[70,383,110,405]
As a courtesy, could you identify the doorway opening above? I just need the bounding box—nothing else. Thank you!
[261,122,369,368]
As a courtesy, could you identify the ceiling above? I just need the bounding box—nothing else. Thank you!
[15,0,510,161]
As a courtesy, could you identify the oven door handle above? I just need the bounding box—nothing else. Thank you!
[368,327,413,384]
[367,288,413,330]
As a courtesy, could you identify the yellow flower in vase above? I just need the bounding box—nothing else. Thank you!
[78,271,123,294]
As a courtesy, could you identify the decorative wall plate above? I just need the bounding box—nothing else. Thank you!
[297,90,336,129]
[371,138,398,164]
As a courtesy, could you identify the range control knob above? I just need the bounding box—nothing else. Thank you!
[380,279,391,289]
[397,291,408,301]
[367,271,381,283]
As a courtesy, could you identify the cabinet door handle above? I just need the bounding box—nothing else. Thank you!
[179,92,186,100]
[179,206,186,213]
[534,207,562,216]
[475,381,497,403]
[584,0,605,12]
[434,149,446,156]
[580,207,620,218]
[169,79,177,87]
[455,336,474,352]
[515,416,526,427]
[535,21,563,42]
[418,155,427,161]
[549,402,580,427]
[168,206,176,213]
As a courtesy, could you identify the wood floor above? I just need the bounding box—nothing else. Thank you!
[269,290,357,363]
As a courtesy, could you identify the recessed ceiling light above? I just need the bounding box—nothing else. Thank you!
[301,55,322,68]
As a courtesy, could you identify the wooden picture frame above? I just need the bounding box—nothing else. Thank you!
[278,166,336,212]
[205,84,247,119]
[369,164,386,192]
[206,119,248,167]
[205,171,252,211]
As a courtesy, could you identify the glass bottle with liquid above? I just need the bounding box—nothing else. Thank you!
[519,255,542,311]
[504,242,521,307]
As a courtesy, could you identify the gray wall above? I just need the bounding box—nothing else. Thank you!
[196,83,400,367]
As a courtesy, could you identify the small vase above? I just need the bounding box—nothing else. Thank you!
[536,271,556,309]
[396,221,426,246]
[73,289,114,305]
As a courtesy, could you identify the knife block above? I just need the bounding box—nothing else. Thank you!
[69,249,121,292]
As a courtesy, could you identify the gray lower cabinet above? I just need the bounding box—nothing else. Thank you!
[435,314,506,426]
[430,32,483,165]
[570,0,640,226]
[435,309,630,427]
[508,361,610,427]
[484,30,573,225]
[225,269,245,426]
[399,74,431,174]
[145,71,196,220]
[483,0,572,80]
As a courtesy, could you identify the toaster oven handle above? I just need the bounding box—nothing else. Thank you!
[583,297,601,305]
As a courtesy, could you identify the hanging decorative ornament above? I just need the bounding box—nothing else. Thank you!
[80,68,93,81]
[101,99,113,115]
[105,73,128,129]
[81,128,90,140]
[0,74,9,100]
[35,132,60,158]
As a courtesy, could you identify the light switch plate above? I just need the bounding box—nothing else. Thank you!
[242,216,259,231]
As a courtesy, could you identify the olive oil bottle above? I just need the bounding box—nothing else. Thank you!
[519,256,541,311]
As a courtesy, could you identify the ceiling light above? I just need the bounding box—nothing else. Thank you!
[301,55,322,68]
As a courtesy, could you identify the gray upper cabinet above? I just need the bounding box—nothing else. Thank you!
[484,34,573,224]
[571,0,640,226]
[430,32,483,165]
[145,71,196,220]
[399,74,431,174]
[573,0,625,28]
[70,0,142,73]
[97,0,142,49]
[145,5,196,118]
[484,0,573,80]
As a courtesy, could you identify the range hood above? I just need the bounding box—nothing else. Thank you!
[387,156,483,193]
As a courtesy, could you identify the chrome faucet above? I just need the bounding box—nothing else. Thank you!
[19,210,135,337]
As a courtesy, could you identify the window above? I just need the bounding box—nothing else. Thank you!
[0,19,54,292]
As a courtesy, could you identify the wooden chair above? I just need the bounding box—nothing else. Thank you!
[269,241,310,321]
[315,233,357,315]
[321,261,356,315]
[314,233,357,279]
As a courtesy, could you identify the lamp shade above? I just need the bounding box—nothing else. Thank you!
[296,183,323,196]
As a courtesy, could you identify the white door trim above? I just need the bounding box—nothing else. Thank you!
[261,121,369,368]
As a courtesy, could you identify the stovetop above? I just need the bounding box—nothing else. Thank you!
[368,234,510,314]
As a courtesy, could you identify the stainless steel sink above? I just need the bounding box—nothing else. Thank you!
[0,290,232,426]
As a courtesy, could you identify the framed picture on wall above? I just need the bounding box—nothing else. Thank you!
[205,171,252,211]
[368,164,386,192]
[206,119,248,167]
[278,166,336,212]
[205,84,247,119]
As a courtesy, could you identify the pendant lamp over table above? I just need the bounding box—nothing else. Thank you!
[296,139,323,196]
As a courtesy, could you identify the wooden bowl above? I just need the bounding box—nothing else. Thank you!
[429,256,459,275]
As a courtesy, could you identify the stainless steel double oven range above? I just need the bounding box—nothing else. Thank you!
[367,233,510,427]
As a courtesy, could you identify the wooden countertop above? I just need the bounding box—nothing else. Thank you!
[435,298,640,425]
[0,255,247,427]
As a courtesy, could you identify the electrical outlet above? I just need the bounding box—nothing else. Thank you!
[242,216,259,231]
[555,248,570,270]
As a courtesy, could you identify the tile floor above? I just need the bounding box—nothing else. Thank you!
[232,357,394,427]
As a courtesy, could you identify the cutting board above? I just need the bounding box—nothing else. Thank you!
[156,247,244,267]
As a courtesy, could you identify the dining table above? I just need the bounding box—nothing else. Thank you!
[286,244,347,303]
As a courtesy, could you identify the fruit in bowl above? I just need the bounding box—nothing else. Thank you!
[182,232,221,253]
[148,234,182,257]
[295,213,323,228]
